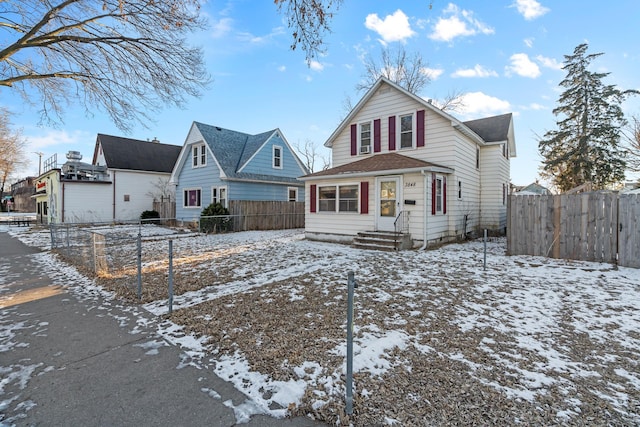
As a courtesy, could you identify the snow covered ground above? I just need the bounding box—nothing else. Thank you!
[4,224,640,425]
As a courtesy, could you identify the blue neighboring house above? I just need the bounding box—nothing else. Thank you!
[171,121,309,220]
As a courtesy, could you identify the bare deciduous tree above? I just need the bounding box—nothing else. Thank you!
[295,139,330,173]
[356,47,431,95]
[622,114,640,174]
[0,0,209,132]
[0,109,28,206]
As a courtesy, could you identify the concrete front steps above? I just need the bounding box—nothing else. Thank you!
[352,231,412,251]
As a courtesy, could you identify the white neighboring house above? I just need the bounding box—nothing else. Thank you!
[300,77,516,248]
[34,135,181,223]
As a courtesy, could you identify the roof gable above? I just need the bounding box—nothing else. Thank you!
[324,77,485,148]
[93,134,181,173]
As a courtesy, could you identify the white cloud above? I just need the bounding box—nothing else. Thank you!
[513,0,550,20]
[237,26,285,44]
[422,67,444,80]
[536,55,563,70]
[524,37,534,48]
[429,3,494,42]
[277,65,286,72]
[452,64,498,78]
[458,92,512,117]
[308,60,324,72]
[211,17,233,39]
[365,9,416,44]
[527,103,546,110]
[506,53,541,78]
[25,129,87,151]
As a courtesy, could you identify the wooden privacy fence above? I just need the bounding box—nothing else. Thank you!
[153,197,176,223]
[507,192,640,268]
[227,200,304,231]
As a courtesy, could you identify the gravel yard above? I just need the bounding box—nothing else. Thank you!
[12,226,640,425]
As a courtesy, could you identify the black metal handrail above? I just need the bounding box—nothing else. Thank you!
[393,211,410,250]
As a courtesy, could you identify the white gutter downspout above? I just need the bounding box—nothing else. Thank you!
[420,170,429,250]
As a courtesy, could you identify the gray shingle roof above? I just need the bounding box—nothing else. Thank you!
[95,134,181,173]
[193,122,302,184]
[463,113,512,143]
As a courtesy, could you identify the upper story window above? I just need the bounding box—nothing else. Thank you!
[192,144,206,168]
[273,145,283,169]
[399,113,414,149]
[359,122,372,154]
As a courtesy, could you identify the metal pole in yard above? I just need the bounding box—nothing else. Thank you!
[346,271,356,416]
[136,232,142,300]
[483,229,487,270]
[168,239,174,314]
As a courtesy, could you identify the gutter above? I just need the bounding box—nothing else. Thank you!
[301,165,454,182]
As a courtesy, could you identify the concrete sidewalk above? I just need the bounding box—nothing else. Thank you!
[0,231,324,426]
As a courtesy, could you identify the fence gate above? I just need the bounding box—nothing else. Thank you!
[618,194,640,268]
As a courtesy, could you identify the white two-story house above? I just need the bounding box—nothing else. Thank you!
[300,77,516,249]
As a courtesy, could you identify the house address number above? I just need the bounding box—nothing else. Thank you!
[404,182,416,188]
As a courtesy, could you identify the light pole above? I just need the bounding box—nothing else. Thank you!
[33,152,43,176]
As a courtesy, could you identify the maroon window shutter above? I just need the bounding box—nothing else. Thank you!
[373,119,381,153]
[388,116,396,151]
[417,110,425,147]
[360,181,369,214]
[350,124,357,156]
[310,184,317,213]
[431,172,436,215]
[443,176,447,214]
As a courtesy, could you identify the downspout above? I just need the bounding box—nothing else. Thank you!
[62,182,65,223]
[419,170,429,250]
[112,170,116,221]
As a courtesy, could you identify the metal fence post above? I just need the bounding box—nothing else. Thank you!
[346,271,356,416]
[137,232,142,300]
[168,239,174,314]
[483,229,487,270]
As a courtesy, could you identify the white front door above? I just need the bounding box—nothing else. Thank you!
[376,176,401,231]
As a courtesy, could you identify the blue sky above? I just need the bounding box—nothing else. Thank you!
[6,0,640,186]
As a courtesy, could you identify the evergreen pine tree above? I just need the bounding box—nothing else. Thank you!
[538,43,637,192]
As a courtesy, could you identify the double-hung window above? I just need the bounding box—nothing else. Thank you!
[273,145,283,169]
[184,188,201,208]
[192,144,206,167]
[318,186,336,212]
[399,113,413,149]
[359,122,372,154]
[339,185,358,212]
[288,187,298,202]
[212,186,228,208]
[435,178,443,213]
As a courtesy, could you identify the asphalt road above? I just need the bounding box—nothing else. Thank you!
[0,231,324,426]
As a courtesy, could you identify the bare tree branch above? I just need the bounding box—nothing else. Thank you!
[274,0,343,63]
[0,0,210,132]
[0,108,28,205]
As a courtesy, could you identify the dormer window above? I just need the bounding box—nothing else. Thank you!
[192,143,206,168]
[359,122,371,154]
[273,145,283,169]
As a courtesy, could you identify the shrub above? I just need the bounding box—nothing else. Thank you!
[200,203,230,233]
[140,210,160,223]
